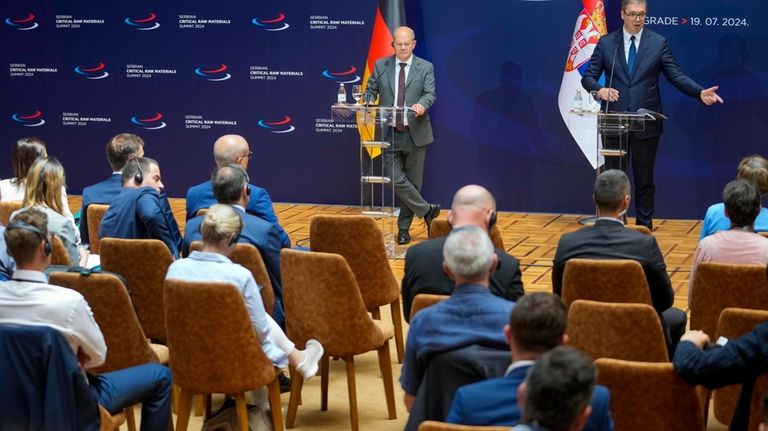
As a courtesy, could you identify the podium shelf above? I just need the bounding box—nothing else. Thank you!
[361,141,391,149]
[361,176,391,184]
[361,210,394,218]
[600,149,627,157]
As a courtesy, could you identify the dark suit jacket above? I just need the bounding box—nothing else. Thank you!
[581,29,703,139]
[402,236,524,321]
[78,174,122,246]
[363,54,436,146]
[551,219,673,314]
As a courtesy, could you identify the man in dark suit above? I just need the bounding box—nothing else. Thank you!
[446,293,614,430]
[582,0,723,229]
[363,26,440,244]
[401,184,523,321]
[78,133,144,247]
[184,164,285,327]
[552,169,686,351]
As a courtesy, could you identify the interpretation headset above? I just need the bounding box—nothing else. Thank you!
[7,221,51,256]
[132,157,144,185]
[488,210,497,230]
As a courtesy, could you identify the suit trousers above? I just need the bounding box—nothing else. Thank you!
[385,129,430,231]
[604,134,660,229]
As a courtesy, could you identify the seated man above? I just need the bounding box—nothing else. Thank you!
[689,179,768,306]
[99,157,183,259]
[674,326,768,431]
[512,347,597,431]
[552,170,686,352]
[0,209,172,430]
[402,184,524,321]
[447,293,613,430]
[184,164,285,326]
[185,134,290,248]
[401,225,515,412]
[79,133,144,247]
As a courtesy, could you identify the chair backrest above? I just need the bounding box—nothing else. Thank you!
[86,204,110,255]
[195,208,208,217]
[49,272,158,374]
[410,293,450,321]
[713,308,768,429]
[567,300,668,362]
[99,238,174,343]
[561,258,652,308]
[417,420,510,431]
[281,248,390,357]
[689,262,768,338]
[164,279,275,394]
[50,236,72,266]
[189,241,275,316]
[595,358,705,431]
[0,201,23,226]
[758,232,768,239]
[428,219,505,250]
[310,215,398,309]
[625,225,652,235]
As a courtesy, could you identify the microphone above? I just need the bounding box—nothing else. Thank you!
[604,45,619,114]
[364,57,390,105]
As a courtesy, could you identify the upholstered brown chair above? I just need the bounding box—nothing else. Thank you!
[86,204,110,255]
[428,219,505,249]
[625,224,652,235]
[595,358,706,431]
[309,215,404,362]
[689,262,768,339]
[195,208,208,217]
[409,293,450,321]
[417,421,510,431]
[98,405,127,431]
[567,300,668,362]
[759,231,768,239]
[189,241,275,316]
[281,249,397,431]
[50,235,73,266]
[164,279,283,431]
[561,258,652,308]
[100,238,174,343]
[0,201,22,226]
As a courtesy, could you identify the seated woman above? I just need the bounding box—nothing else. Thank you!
[166,204,323,381]
[11,157,85,266]
[700,155,768,239]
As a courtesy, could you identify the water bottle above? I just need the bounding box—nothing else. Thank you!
[337,83,346,104]
[573,88,583,113]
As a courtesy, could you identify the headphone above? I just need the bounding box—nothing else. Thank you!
[488,210,497,230]
[7,221,51,256]
[132,157,144,185]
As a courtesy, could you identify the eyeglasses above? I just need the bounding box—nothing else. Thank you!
[623,11,646,20]
[236,151,253,162]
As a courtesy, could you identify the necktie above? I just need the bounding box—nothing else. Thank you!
[396,62,407,131]
[627,35,637,75]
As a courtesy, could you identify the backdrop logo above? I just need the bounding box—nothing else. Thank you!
[194,64,231,81]
[258,116,295,134]
[251,13,289,31]
[321,66,361,84]
[74,62,109,79]
[5,13,39,30]
[11,110,45,127]
[124,13,160,30]
[131,112,166,130]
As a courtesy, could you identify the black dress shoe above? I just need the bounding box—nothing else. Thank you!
[423,203,441,235]
[397,230,411,244]
[279,373,292,393]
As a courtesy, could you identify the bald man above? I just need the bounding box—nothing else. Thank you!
[185,134,290,248]
[401,185,524,321]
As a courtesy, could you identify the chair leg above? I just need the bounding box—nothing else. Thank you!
[124,405,137,431]
[175,389,194,431]
[204,394,212,420]
[288,366,302,406]
[344,356,359,431]
[287,366,305,428]
[235,393,249,431]
[390,299,405,363]
[377,343,397,419]
[194,394,205,417]
[320,353,330,411]
[371,307,381,320]
[171,384,180,414]
[268,376,285,431]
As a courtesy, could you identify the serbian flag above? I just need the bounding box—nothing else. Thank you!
[359,0,405,158]
[557,0,607,169]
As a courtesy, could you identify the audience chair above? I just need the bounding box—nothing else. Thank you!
[625,224,652,235]
[164,279,284,431]
[417,420,510,431]
[759,232,768,239]
[195,208,208,217]
[86,204,110,255]
[100,238,174,343]
[189,241,275,316]
[567,300,668,362]
[0,201,22,226]
[309,215,405,362]
[689,262,768,338]
[595,358,706,431]
[409,293,449,321]
[561,258,652,308]
[428,219,505,249]
[50,236,73,266]
[281,249,397,431]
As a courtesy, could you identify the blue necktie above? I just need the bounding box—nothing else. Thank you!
[627,35,637,75]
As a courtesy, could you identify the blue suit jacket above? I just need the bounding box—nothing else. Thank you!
[185,180,290,248]
[99,187,183,259]
[446,365,614,431]
[78,174,123,246]
[582,29,703,139]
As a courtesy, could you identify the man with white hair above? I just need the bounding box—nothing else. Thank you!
[399,225,515,412]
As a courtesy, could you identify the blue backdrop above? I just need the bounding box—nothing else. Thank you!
[2,1,766,219]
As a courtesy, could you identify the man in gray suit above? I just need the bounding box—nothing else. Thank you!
[364,26,440,244]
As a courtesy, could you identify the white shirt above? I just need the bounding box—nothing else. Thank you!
[504,359,535,376]
[623,28,643,64]
[394,55,413,126]
[0,269,107,369]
